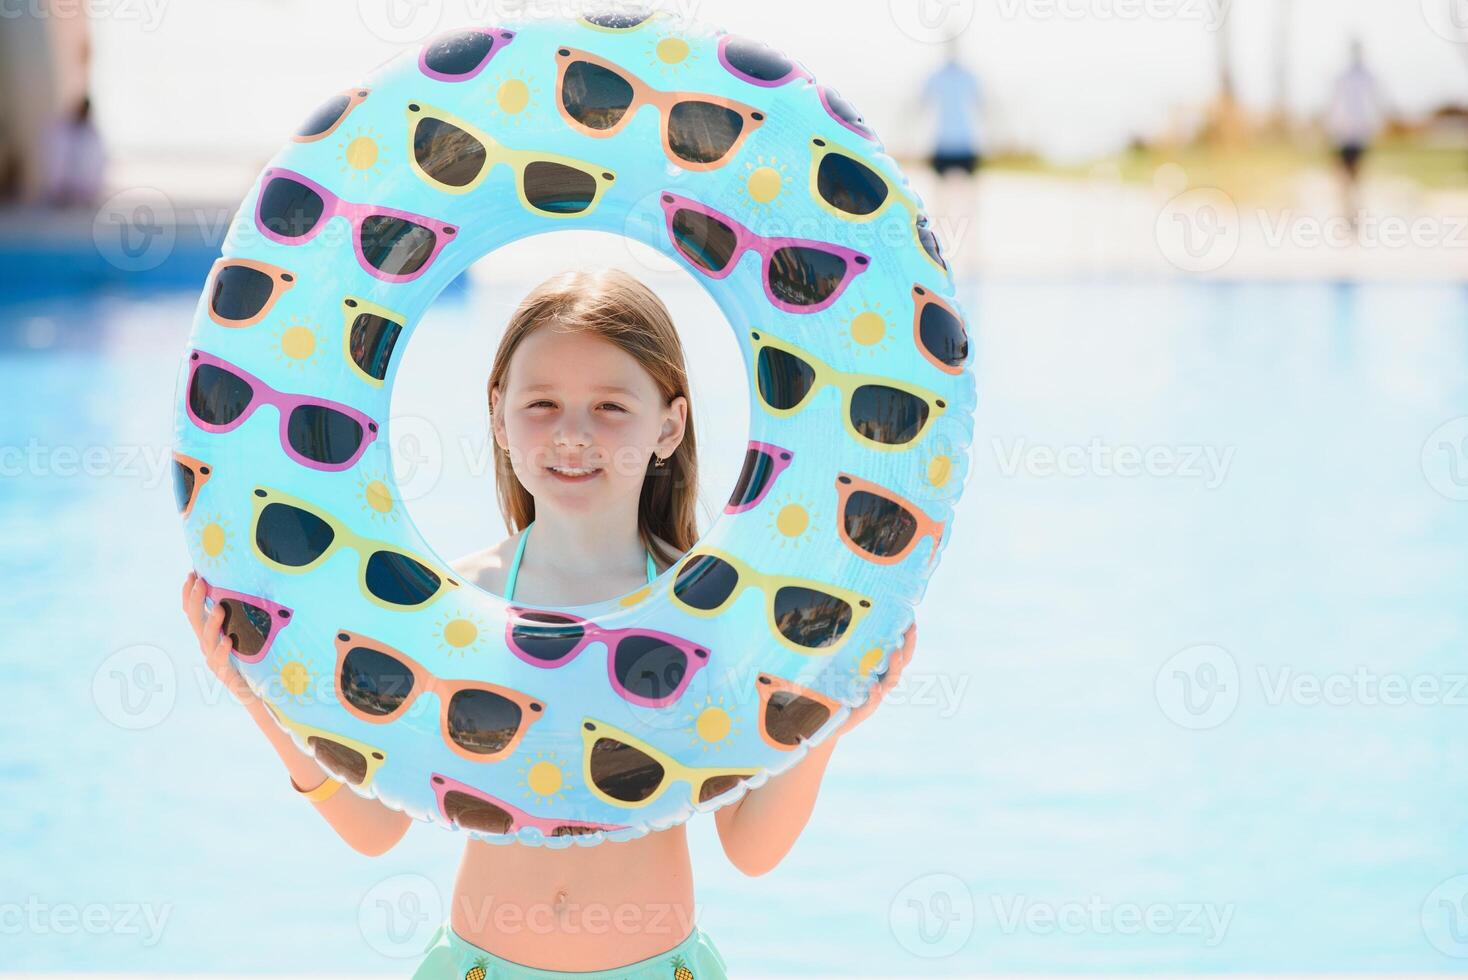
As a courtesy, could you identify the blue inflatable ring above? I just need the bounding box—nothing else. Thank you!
[173,9,976,846]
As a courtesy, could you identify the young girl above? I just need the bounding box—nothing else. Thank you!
[182,268,917,978]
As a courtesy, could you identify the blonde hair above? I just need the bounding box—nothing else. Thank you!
[487,269,699,567]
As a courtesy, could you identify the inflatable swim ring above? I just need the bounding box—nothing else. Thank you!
[173,8,976,846]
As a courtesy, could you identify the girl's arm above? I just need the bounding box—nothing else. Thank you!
[183,573,413,857]
[714,624,916,876]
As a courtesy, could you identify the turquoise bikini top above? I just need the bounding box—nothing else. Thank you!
[504,520,658,602]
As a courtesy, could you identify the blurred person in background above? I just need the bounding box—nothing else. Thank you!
[1326,38,1387,231]
[0,9,59,204]
[42,94,106,208]
[919,35,983,274]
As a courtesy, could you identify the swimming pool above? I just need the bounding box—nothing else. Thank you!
[2,276,1466,975]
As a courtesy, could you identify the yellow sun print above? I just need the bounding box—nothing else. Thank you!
[517,751,570,806]
[272,649,314,704]
[683,694,741,751]
[337,127,386,182]
[740,156,790,216]
[196,512,233,568]
[271,316,325,371]
[355,471,398,524]
[489,70,539,124]
[766,494,817,548]
[837,300,895,358]
[435,611,487,657]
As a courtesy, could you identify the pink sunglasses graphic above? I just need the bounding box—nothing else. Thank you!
[726,440,794,514]
[418,27,517,82]
[185,349,379,472]
[432,773,629,838]
[254,167,458,284]
[203,584,294,664]
[505,606,710,709]
[715,35,875,141]
[659,191,871,314]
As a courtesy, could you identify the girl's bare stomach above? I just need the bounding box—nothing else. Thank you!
[450,823,698,971]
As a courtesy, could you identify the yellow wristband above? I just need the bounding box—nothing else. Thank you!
[291,773,344,803]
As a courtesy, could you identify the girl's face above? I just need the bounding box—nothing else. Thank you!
[490,326,687,514]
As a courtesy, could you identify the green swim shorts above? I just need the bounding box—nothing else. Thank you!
[409,922,730,980]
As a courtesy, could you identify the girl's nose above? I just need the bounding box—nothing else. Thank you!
[552,409,593,447]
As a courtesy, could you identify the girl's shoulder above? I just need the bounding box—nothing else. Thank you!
[449,535,519,596]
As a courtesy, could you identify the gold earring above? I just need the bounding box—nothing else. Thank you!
[654,454,667,468]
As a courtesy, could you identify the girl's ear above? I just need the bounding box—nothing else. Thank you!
[658,393,689,457]
[489,384,508,451]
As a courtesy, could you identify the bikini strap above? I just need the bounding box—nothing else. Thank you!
[504,520,533,602]
[507,520,656,599]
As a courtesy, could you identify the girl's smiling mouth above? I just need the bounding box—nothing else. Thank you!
[546,463,602,482]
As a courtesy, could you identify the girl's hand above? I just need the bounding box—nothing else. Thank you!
[835,622,916,738]
[181,571,256,704]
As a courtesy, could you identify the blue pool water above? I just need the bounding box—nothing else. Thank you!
[3,277,1467,975]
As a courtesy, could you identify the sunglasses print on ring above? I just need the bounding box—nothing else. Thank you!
[755,672,843,751]
[204,257,296,328]
[670,547,873,654]
[263,698,388,788]
[335,630,544,762]
[504,606,710,708]
[250,486,460,610]
[204,583,295,664]
[578,8,661,31]
[172,451,212,517]
[749,331,948,451]
[714,34,876,141]
[555,47,766,171]
[293,88,371,143]
[254,167,458,283]
[725,440,794,514]
[418,27,517,82]
[432,772,630,837]
[835,472,946,567]
[406,101,618,217]
[581,717,759,809]
[807,138,950,275]
[659,191,870,314]
[184,349,379,471]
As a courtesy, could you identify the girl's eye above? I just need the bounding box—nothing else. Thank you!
[601,403,626,413]
[528,400,555,409]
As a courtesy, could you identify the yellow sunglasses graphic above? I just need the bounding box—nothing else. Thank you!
[250,486,459,610]
[808,136,948,274]
[263,698,389,788]
[749,330,947,452]
[405,101,617,217]
[341,296,406,388]
[581,717,759,809]
[669,546,873,654]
